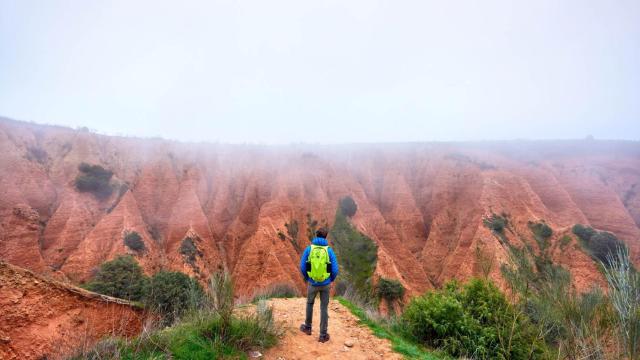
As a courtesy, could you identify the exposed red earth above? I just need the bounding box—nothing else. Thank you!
[1,117,639,357]
[0,260,144,360]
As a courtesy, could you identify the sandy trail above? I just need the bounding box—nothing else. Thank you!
[260,297,402,360]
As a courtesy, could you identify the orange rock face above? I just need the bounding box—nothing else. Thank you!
[0,118,639,298]
[0,261,144,360]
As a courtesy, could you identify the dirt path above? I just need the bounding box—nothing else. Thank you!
[260,298,402,360]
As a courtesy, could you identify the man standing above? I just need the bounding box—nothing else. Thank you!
[299,228,339,343]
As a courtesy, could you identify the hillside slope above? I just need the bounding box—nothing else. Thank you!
[0,117,639,296]
[0,261,144,360]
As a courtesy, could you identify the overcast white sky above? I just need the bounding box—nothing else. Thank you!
[0,0,638,143]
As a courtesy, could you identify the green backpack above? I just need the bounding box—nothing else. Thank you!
[307,245,331,282]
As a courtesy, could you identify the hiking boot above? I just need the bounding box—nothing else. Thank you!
[299,324,312,335]
[318,333,330,343]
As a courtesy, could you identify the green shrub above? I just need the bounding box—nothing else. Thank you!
[180,237,201,264]
[71,273,279,360]
[84,255,147,301]
[339,196,358,218]
[74,162,114,199]
[483,213,507,233]
[572,224,596,243]
[589,231,625,266]
[123,231,145,252]
[330,209,378,301]
[144,271,205,324]
[572,224,625,267]
[377,278,405,303]
[402,278,546,359]
[85,258,207,325]
[530,221,553,239]
[529,221,553,252]
[78,162,112,177]
[501,242,614,358]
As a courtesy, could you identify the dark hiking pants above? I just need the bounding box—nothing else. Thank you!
[305,283,330,335]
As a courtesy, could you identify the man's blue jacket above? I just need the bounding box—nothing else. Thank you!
[299,237,339,286]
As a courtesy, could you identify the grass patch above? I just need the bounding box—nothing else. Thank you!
[70,306,278,359]
[336,297,447,360]
[72,271,279,360]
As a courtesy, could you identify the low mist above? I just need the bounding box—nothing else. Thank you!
[0,0,638,143]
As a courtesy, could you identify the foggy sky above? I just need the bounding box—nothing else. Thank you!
[0,0,638,144]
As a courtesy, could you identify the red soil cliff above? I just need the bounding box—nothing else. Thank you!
[1,118,639,297]
[0,261,144,360]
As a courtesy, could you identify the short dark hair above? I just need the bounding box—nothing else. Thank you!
[315,227,328,239]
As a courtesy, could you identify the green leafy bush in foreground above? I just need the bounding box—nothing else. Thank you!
[72,312,277,360]
[71,272,279,360]
[402,278,547,359]
[85,256,205,324]
[145,271,205,324]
